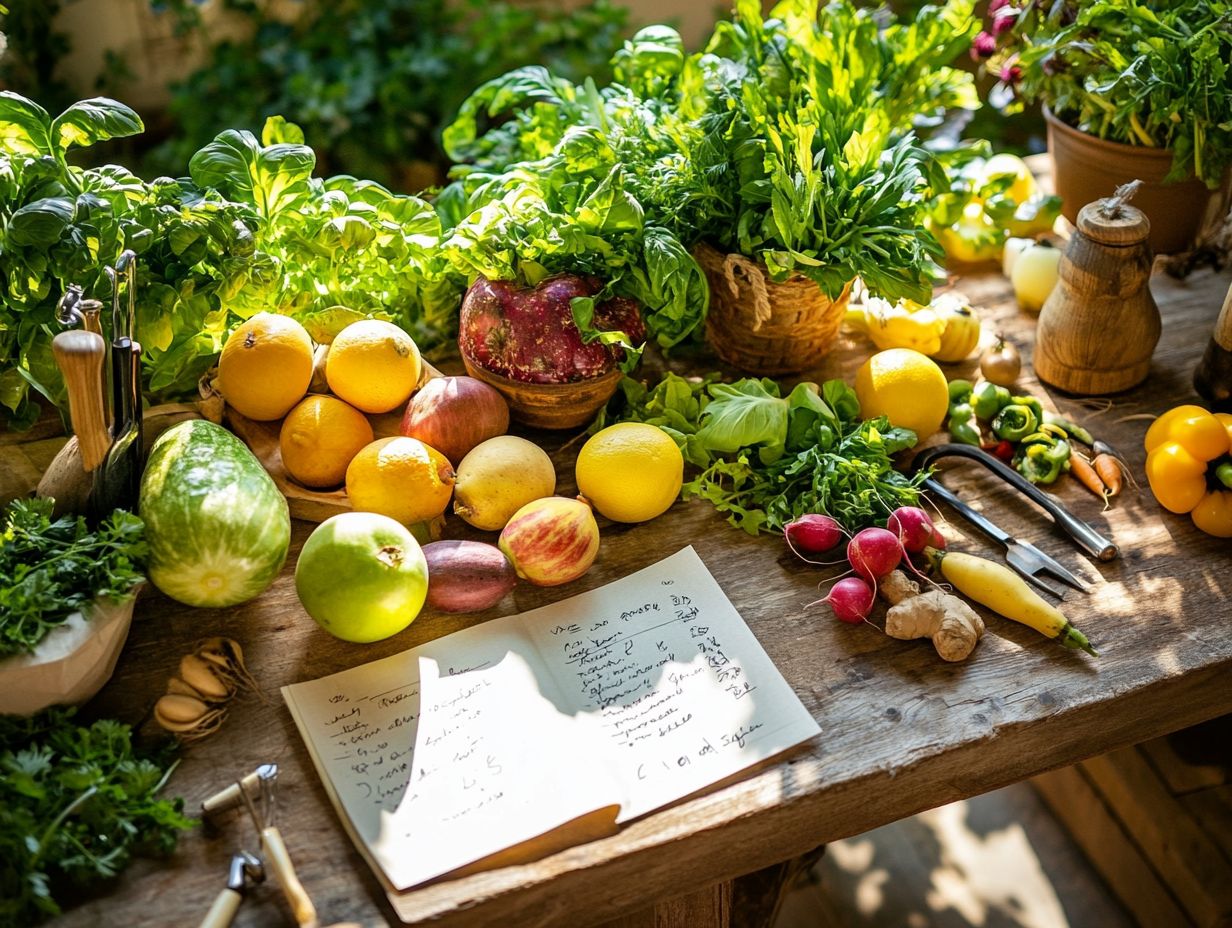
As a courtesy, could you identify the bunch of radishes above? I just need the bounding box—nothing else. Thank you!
[785,508,945,624]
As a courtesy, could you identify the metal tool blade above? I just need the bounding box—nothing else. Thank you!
[1005,546,1070,599]
[1014,539,1092,593]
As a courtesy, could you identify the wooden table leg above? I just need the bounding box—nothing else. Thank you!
[597,843,825,928]
[732,843,826,928]
[598,881,732,928]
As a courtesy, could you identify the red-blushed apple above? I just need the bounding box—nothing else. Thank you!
[498,496,599,587]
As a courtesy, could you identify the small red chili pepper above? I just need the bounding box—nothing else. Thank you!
[991,440,1015,462]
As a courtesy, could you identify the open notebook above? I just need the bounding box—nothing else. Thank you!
[283,547,820,916]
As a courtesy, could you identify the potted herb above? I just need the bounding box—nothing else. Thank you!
[979,0,1232,254]
[0,499,147,716]
[443,2,979,377]
[438,125,707,427]
[679,0,981,374]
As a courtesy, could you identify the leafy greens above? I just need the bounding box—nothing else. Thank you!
[0,95,461,427]
[0,498,147,659]
[988,0,1232,189]
[0,708,193,925]
[444,1,980,310]
[593,373,927,534]
[0,92,265,427]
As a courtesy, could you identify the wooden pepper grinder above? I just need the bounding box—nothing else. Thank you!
[1034,181,1160,394]
[1193,281,1232,412]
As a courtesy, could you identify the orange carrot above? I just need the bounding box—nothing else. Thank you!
[1070,452,1107,500]
[1093,453,1123,497]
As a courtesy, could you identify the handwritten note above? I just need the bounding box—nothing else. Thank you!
[283,547,820,893]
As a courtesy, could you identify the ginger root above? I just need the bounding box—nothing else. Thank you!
[878,570,985,661]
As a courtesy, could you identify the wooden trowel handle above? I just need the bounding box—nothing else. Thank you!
[198,887,243,928]
[263,826,318,928]
[52,330,110,471]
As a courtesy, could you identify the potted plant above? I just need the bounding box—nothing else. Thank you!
[977,0,1232,254]
[437,126,708,428]
[666,0,978,374]
[441,4,977,378]
[0,499,147,716]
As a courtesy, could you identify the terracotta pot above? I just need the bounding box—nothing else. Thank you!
[1045,107,1232,255]
[461,356,622,430]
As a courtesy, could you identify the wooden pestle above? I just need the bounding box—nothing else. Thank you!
[51,330,111,471]
[1034,181,1161,395]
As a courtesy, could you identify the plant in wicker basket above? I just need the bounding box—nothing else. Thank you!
[682,0,977,374]
[441,1,978,376]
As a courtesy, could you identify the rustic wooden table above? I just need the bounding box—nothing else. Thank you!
[8,261,1231,928]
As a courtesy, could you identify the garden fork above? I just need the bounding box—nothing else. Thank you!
[921,476,1086,599]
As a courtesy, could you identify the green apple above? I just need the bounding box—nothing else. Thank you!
[295,512,428,643]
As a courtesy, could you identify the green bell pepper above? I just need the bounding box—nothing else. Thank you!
[1010,394,1044,425]
[948,402,980,446]
[1015,438,1072,484]
[992,404,1040,442]
[948,379,974,404]
[972,382,1012,420]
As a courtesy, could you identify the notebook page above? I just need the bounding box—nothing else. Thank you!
[282,615,615,890]
[521,546,821,821]
[376,650,620,889]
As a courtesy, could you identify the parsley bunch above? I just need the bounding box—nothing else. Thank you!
[0,499,147,659]
[0,708,193,925]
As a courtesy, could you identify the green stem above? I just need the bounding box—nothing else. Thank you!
[31,786,98,869]
[1056,621,1098,658]
[1128,112,1156,147]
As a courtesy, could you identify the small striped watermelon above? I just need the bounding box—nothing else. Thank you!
[139,419,290,608]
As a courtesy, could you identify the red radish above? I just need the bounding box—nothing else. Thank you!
[887,506,945,553]
[824,577,876,624]
[846,527,903,582]
[785,514,844,558]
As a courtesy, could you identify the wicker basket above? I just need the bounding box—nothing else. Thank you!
[695,243,853,375]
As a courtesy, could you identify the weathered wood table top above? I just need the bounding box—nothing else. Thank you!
[10,260,1231,928]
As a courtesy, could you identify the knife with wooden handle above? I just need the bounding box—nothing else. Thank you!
[52,330,111,471]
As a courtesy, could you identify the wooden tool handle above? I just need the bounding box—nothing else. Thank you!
[201,770,262,816]
[263,826,318,928]
[198,888,243,928]
[52,330,110,471]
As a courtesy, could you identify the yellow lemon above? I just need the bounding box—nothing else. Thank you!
[853,348,949,440]
[216,312,314,421]
[978,153,1038,205]
[575,423,684,523]
[346,436,454,526]
[326,320,422,414]
[279,395,374,489]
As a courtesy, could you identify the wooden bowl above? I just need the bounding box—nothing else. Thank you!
[0,589,141,716]
[461,357,622,429]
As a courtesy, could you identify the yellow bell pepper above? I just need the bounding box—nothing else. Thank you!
[1144,405,1232,537]
[846,294,981,361]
